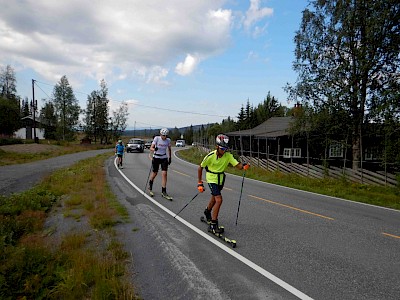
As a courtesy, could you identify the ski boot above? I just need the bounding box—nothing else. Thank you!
[204,208,212,223]
[208,220,223,234]
[161,191,173,200]
[148,180,154,197]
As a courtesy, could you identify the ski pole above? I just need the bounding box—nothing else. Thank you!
[235,170,246,226]
[143,162,153,193]
[173,192,199,218]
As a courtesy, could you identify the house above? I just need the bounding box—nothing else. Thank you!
[14,116,45,140]
[226,117,297,163]
[226,116,399,173]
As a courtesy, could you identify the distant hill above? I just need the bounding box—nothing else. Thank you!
[122,124,212,137]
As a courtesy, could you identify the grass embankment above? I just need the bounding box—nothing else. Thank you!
[0,140,112,166]
[0,153,138,299]
[178,147,400,210]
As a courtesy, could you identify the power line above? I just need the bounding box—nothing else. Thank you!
[33,79,230,119]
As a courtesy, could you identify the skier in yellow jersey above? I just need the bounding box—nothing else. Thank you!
[197,134,249,233]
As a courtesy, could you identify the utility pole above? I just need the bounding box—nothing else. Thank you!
[31,79,38,143]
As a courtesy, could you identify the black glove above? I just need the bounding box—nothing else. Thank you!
[154,146,158,151]
[168,157,171,165]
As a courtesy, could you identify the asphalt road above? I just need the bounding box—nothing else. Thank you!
[107,147,400,300]
[1,147,399,299]
[0,149,112,196]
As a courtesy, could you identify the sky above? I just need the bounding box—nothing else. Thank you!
[0,0,309,130]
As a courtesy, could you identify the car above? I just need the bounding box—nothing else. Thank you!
[126,138,145,153]
[175,140,185,147]
[144,140,152,149]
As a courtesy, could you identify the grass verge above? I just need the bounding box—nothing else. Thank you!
[0,153,138,299]
[178,147,400,210]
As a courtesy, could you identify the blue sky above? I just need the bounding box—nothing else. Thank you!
[1,0,309,130]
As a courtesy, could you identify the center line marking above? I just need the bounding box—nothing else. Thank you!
[249,194,334,220]
[382,232,400,239]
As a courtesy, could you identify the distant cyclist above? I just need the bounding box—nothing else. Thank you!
[115,139,125,168]
[197,134,249,233]
[148,128,173,200]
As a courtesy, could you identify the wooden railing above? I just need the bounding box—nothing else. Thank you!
[240,156,398,188]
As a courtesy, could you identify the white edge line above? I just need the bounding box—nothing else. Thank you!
[113,158,314,300]
[173,149,399,214]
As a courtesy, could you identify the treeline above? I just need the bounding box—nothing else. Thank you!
[0,66,128,143]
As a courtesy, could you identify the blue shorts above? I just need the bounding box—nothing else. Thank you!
[207,183,224,196]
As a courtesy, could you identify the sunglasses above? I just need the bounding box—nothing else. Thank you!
[219,146,228,151]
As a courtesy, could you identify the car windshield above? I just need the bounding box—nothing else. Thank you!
[130,139,143,144]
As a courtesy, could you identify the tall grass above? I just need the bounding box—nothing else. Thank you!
[178,147,400,210]
[0,153,138,299]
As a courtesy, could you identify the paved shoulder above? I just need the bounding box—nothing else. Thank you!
[0,149,112,196]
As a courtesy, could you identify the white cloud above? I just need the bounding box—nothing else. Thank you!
[175,54,200,76]
[0,0,231,85]
[243,0,273,33]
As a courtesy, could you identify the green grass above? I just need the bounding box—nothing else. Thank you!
[0,153,138,299]
[178,147,400,210]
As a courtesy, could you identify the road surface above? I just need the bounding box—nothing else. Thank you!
[106,147,400,300]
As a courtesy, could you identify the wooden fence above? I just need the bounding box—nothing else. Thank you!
[196,146,398,187]
[241,156,398,188]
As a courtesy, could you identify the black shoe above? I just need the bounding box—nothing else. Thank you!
[208,220,223,234]
[204,208,211,222]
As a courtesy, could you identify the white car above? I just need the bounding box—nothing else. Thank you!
[175,140,185,147]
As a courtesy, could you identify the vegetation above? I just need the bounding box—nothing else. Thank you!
[178,147,400,210]
[0,96,21,136]
[0,65,129,144]
[0,153,138,299]
[52,75,81,141]
[285,0,400,169]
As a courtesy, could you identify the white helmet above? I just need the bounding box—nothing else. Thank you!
[216,134,229,148]
[160,128,169,136]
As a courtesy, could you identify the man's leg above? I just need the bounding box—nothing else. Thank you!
[161,170,167,189]
[211,195,223,221]
[206,195,216,211]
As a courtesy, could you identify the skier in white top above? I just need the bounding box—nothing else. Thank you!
[148,128,173,200]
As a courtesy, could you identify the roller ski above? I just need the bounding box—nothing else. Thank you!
[200,217,236,248]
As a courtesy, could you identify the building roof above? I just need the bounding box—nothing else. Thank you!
[226,117,293,137]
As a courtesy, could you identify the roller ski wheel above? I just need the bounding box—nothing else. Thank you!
[200,216,224,233]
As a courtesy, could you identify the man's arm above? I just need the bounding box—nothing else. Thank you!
[197,166,203,182]
[235,162,249,170]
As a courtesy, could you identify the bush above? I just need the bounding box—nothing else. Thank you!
[0,138,23,146]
